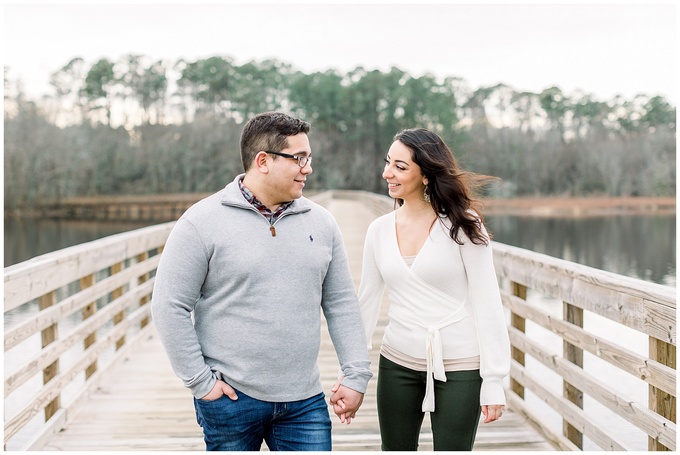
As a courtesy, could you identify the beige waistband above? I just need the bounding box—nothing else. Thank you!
[381,343,480,372]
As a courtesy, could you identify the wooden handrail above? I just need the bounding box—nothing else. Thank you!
[4,222,175,450]
[4,191,676,451]
[332,191,677,451]
[492,242,676,451]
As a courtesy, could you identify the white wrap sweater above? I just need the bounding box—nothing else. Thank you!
[358,210,510,411]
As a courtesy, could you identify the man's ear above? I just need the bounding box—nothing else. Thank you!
[254,151,270,174]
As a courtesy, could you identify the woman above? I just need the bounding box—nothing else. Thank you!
[358,128,510,451]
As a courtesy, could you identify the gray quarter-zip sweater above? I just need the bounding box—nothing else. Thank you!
[151,175,372,401]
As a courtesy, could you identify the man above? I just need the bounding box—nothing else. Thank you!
[151,111,372,451]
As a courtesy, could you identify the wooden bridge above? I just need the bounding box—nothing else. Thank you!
[4,191,676,451]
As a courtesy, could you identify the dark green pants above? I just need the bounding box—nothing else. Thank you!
[377,355,482,451]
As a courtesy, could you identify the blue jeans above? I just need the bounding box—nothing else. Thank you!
[193,388,332,451]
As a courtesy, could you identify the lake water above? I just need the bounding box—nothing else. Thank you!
[487,213,676,286]
[3,218,155,266]
[5,214,676,284]
[3,212,676,450]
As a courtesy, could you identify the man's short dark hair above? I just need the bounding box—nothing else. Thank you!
[240,112,311,171]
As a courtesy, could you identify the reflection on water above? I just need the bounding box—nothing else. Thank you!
[5,214,676,283]
[487,214,676,286]
[4,218,154,267]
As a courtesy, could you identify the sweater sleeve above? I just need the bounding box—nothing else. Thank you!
[357,222,386,350]
[321,218,373,394]
[151,218,216,399]
[459,224,511,406]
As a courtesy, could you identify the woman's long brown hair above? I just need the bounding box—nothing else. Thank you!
[392,128,497,245]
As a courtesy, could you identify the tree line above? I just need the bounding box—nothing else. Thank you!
[3,54,676,211]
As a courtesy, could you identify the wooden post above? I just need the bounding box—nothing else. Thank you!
[39,291,60,421]
[136,252,151,328]
[649,337,676,451]
[110,262,126,350]
[563,302,584,449]
[80,274,97,379]
[511,282,527,399]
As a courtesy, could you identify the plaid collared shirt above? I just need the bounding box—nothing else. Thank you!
[238,178,293,225]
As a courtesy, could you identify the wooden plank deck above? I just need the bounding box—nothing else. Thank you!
[42,198,554,451]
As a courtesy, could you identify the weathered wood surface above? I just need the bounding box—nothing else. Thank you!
[494,240,676,450]
[4,222,173,449]
[4,223,174,311]
[41,198,553,451]
[493,242,676,344]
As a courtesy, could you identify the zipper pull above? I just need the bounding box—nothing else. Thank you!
[270,225,276,237]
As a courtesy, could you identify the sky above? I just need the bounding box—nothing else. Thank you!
[2,2,678,104]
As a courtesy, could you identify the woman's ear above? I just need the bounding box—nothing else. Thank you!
[423,177,429,186]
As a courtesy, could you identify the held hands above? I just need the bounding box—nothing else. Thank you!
[330,378,364,424]
[202,378,367,424]
[481,404,505,423]
[200,379,238,401]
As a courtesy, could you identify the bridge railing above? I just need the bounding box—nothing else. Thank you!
[3,222,175,450]
[493,243,676,451]
[2,191,331,450]
[330,190,676,451]
[4,190,676,451]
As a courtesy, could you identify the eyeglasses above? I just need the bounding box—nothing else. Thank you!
[265,151,312,168]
